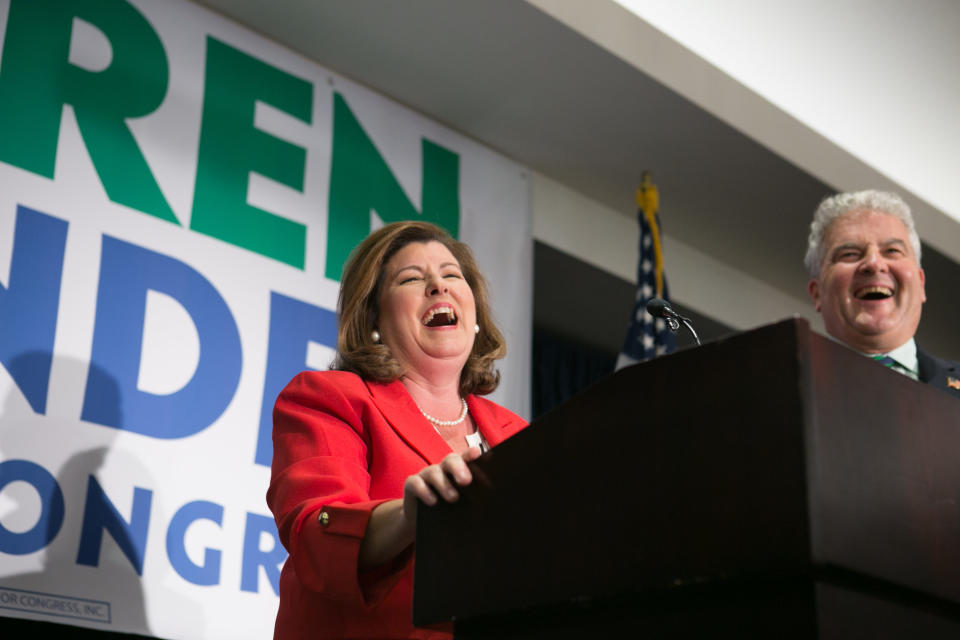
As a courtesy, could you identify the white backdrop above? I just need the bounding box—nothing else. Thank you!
[0,0,532,638]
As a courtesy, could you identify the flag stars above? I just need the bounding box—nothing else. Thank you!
[641,283,653,299]
[641,259,652,273]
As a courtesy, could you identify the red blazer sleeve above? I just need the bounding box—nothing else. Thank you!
[267,371,398,604]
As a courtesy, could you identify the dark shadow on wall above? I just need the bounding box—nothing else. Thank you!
[0,352,150,638]
[532,328,616,419]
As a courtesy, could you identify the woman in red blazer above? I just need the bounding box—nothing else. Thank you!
[267,222,527,639]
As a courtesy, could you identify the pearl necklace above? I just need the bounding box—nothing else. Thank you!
[418,398,469,427]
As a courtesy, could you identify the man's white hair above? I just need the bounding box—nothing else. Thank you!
[804,190,921,279]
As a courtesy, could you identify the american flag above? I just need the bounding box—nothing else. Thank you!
[616,173,676,369]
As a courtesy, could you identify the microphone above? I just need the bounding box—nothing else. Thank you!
[645,298,701,346]
[645,298,680,322]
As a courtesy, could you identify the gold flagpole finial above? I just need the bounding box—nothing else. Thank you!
[636,171,659,215]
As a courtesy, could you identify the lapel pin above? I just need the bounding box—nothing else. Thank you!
[947,377,960,391]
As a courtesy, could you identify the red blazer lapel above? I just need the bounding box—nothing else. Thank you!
[467,395,526,447]
[364,378,451,464]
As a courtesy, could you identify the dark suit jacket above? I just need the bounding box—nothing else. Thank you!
[267,371,527,640]
[917,346,960,400]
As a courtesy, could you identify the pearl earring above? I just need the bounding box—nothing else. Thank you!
[474,324,480,334]
[371,330,381,343]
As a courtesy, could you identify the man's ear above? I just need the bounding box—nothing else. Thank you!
[919,267,927,304]
[808,279,822,312]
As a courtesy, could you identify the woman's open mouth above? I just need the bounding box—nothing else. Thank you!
[421,305,457,327]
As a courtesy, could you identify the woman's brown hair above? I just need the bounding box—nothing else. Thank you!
[333,221,505,396]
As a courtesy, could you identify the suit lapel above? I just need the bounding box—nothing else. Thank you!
[917,346,937,384]
[365,379,451,464]
[917,347,960,398]
[468,395,525,447]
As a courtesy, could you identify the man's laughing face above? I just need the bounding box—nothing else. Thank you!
[808,210,926,353]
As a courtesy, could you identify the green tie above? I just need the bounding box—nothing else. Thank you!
[871,354,898,368]
[871,353,918,380]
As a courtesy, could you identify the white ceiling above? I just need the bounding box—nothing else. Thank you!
[615,0,960,233]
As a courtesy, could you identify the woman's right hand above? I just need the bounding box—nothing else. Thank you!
[401,446,483,532]
[360,446,483,569]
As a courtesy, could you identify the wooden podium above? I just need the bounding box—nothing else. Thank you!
[413,319,960,638]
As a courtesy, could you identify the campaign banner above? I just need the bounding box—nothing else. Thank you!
[0,1,532,638]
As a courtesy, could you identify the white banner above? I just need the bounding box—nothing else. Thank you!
[0,0,532,638]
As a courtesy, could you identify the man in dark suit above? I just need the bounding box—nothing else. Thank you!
[805,189,960,399]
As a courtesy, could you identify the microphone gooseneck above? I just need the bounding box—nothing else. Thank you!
[645,298,702,346]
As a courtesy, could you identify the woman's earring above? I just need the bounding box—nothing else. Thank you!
[474,324,480,334]
[371,330,381,343]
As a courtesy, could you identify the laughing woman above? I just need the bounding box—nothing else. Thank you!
[267,221,527,639]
